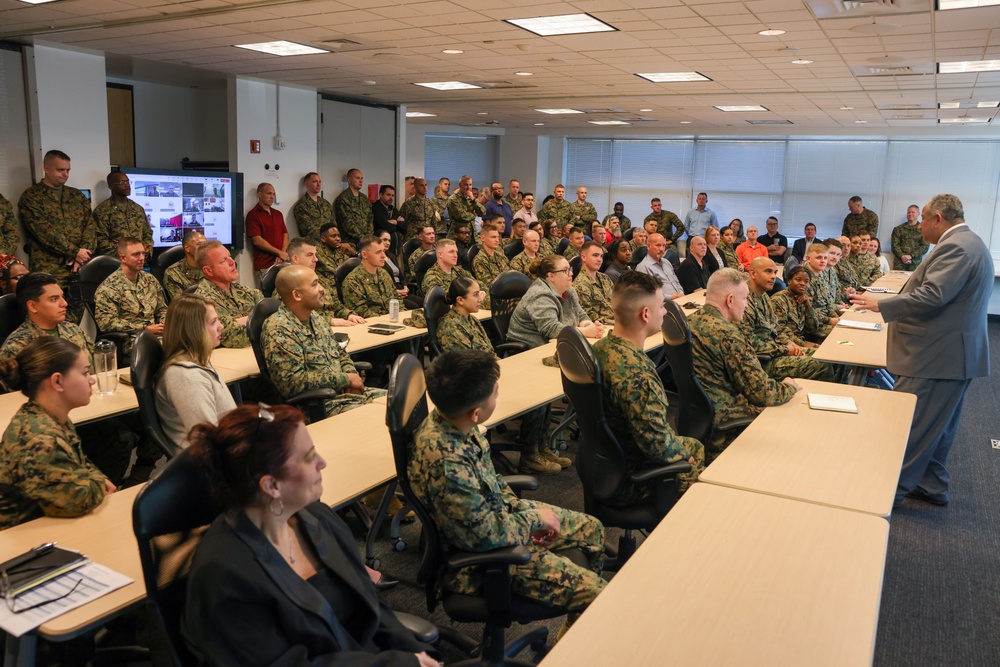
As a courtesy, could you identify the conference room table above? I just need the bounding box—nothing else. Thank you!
[699,378,916,519]
[540,483,890,667]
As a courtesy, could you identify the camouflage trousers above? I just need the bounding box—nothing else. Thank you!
[762,350,834,382]
[323,387,387,419]
[445,501,607,624]
[518,406,551,453]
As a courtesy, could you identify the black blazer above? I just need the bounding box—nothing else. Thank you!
[704,247,727,274]
[677,256,711,294]
[183,503,433,667]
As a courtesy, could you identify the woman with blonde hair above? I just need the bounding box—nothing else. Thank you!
[155,293,237,448]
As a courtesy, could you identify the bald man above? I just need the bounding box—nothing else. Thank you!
[261,265,385,418]
[286,236,365,327]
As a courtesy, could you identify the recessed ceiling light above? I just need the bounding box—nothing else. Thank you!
[938,59,1000,73]
[715,105,768,112]
[515,72,534,76]
[839,106,855,110]
[938,102,961,109]
[535,108,584,114]
[680,121,692,124]
[588,120,631,126]
[791,59,814,65]
[442,49,464,54]
[534,123,545,126]
[855,120,868,124]
[18,0,60,4]
[758,29,786,36]
[639,108,653,112]
[361,80,376,85]
[977,101,1000,107]
[406,111,437,118]
[414,81,483,90]
[477,112,489,115]
[234,41,328,56]
[938,0,1000,9]
[506,13,617,37]
[636,72,711,83]
[939,117,991,123]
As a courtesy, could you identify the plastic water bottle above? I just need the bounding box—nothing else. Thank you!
[94,340,118,395]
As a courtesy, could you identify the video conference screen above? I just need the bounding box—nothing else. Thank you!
[121,167,244,249]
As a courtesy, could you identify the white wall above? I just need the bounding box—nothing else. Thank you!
[0,47,33,259]
[319,99,395,201]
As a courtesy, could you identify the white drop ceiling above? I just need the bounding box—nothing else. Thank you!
[3,0,1000,129]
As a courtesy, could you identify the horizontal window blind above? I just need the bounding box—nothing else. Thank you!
[425,134,498,192]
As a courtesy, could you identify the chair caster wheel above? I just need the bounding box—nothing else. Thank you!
[530,637,548,652]
[394,539,407,552]
[368,558,381,570]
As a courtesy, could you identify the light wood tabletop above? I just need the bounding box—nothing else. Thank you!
[541,483,889,667]
[811,307,887,368]
[700,378,916,518]
[0,381,141,433]
[209,346,260,381]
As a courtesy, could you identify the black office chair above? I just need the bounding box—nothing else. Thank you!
[784,255,799,274]
[0,294,25,348]
[412,251,438,296]
[333,257,362,302]
[503,238,524,260]
[665,248,681,272]
[569,255,582,279]
[130,331,181,459]
[153,244,185,284]
[386,354,580,666]
[399,237,422,282]
[556,238,569,256]
[260,262,289,298]
[660,298,755,455]
[487,271,531,358]
[79,254,132,359]
[423,287,450,360]
[467,244,482,277]
[622,228,636,242]
[629,245,648,269]
[557,327,690,567]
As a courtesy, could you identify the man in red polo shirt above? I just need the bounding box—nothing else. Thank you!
[246,182,289,284]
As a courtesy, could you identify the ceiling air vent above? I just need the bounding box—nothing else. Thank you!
[746,119,794,125]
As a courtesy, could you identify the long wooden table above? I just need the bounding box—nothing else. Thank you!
[700,378,916,518]
[541,483,890,667]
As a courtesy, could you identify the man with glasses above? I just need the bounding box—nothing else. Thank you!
[94,236,167,355]
[94,170,152,257]
[636,233,683,300]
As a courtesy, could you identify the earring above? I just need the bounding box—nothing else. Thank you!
[269,498,284,516]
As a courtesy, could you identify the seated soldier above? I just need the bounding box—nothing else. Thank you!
[315,223,353,287]
[689,268,801,460]
[471,221,509,309]
[94,236,167,354]
[408,349,607,639]
[407,225,436,275]
[341,235,401,318]
[855,232,883,286]
[771,266,823,346]
[286,236,365,327]
[823,238,855,304]
[261,265,384,418]
[740,258,832,381]
[801,242,840,337]
[510,229,541,277]
[573,241,614,323]
[1,272,93,367]
[194,240,263,348]
[562,228,585,260]
[422,238,472,295]
[592,271,705,504]
[163,230,206,300]
[833,236,860,297]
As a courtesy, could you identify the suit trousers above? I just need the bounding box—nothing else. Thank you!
[894,375,971,504]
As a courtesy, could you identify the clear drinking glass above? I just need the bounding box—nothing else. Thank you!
[94,339,118,395]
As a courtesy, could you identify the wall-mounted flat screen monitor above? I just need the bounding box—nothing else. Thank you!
[121,167,244,249]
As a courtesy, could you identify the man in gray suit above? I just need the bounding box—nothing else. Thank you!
[852,194,992,509]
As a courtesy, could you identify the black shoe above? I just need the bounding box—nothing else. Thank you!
[373,573,400,591]
[905,488,949,506]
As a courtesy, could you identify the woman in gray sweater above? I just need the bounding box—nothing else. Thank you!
[507,254,603,475]
[155,294,237,448]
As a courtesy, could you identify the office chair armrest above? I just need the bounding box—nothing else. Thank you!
[756,354,772,363]
[394,612,440,645]
[494,342,528,357]
[446,545,532,570]
[353,361,373,372]
[97,332,131,343]
[502,475,539,493]
[286,388,342,405]
[717,416,757,432]
[629,461,692,484]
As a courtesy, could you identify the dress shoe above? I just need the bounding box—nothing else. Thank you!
[373,573,400,591]
[905,488,949,507]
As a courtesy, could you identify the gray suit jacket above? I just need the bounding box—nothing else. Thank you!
[879,226,992,380]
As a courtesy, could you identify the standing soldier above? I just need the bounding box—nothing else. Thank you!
[333,168,373,249]
[567,186,598,233]
[504,179,523,211]
[398,177,438,244]
[446,175,485,232]
[432,177,451,235]
[94,171,152,256]
[643,198,684,249]
[0,192,20,255]
[291,171,334,242]
[891,204,929,271]
[842,195,879,238]
[539,184,572,229]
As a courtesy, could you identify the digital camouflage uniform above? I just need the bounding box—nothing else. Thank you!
[592,334,704,502]
[316,273,352,320]
[842,208,879,238]
[194,279,262,348]
[436,308,494,354]
[422,264,472,296]
[291,194,334,242]
[446,193,485,230]
[0,319,94,371]
[572,271,614,323]
[93,198,152,256]
[539,237,558,258]
[834,260,859,300]
[602,213,631,233]
[333,188,373,247]
[163,260,204,301]
[643,211,684,244]
[315,243,352,288]
[739,291,832,381]
[503,192,522,211]
[408,409,606,621]
[0,401,107,530]
[689,303,797,459]
[770,289,823,346]
[567,201,598,231]
[399,196,439,244]
[431,194,451,235]
[0,193,19,255]
[890,222,928,271]
[408,246,432,275]
[509,252,538,278]
[261,303,384,418]
[341,265,396,318]
[94,268,168,354]
[719,242,741,271]
[562,244,582,262]
[803,265,840,326]
[471,249,509,309]
[846,252,882,287]
[538,199,571,228]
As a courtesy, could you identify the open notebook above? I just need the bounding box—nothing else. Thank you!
[807,393,858,414]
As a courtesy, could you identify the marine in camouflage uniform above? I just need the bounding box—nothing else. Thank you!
[0,401,108,530]
[408,246,431,275]
[194,279,262,348]
[316,273,353,320]
[891,221,929,271]
[835,259,860,298]
[562,244,582,262]
[446,192,485,229]
[572,270,614,323]
[333,188,373,248]
[842,208,879,238]
[567,201,598,232]
[719,241,741,272]
[689,303,798,459]
[0,192,20,255]
[803,265,840,327]
[431,193,451,235]
[422,263,472,295]
[408,409,606,621]
[471,249,509,309]
[261,303,384,418]
[592,333,704,502]
[771,289,823,346]
[643,210,684,245]
[315,243,351,288]
[399,195,439,244]
[436,308,494,354]
[739,291,832,381]
[847,251,882,286]
[539,236,559,257]
[163,259,204,301]
[93,198,152,256]
[291,194,334,242]
[509,251,538,278]
[538,198,572,228]
[94,267,168,354]
[341,264,396,318]
[0,319,94,370]
[503,192,522,212]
